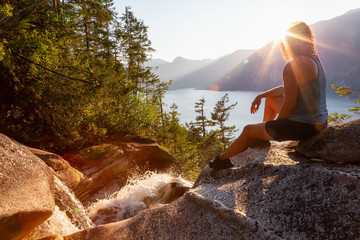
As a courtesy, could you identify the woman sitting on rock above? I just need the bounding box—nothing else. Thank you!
[209,21,328,170]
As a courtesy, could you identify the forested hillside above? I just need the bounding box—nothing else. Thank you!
[0,1,239,179]
[0,1,169,148]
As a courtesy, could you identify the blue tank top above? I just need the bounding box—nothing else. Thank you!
[288,54,328,125]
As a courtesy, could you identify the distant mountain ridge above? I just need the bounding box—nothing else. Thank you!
[148,8,360,93]
[147,50,255,89]
[218,8,360,93]
[170,49,256,90]
[147,57,215,84]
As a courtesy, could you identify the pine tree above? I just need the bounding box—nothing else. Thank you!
[211,94,238,151]
[188,96,215,140]
[116,6,155,95]
[194,97,207,138]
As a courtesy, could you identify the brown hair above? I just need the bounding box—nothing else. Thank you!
[280,21,317,62]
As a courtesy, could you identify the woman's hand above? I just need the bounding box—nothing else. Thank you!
[251,95,262,114]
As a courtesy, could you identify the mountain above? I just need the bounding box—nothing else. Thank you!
[147,57,215,83]
[146,58,168,68]
[170,49,255,90]
[311,8,360,92]
[218,8,360,93]
[149,9,360,92]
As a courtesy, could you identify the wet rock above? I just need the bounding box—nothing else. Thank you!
[143,179,192,207]
[0,134,55,240]
[297,119,360,163]
[63,136,179,206]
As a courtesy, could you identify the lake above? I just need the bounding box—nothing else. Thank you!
[164,88,358,131]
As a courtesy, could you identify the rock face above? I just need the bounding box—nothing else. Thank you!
[65,141,360,240]
[0,134,55,240]
[297,119,360,163]
[26,147,84,190]
[63,135,178,206]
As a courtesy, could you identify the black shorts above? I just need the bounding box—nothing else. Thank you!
[265,119,327,141]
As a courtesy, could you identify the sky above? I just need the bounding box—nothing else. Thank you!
[114,0,360,62]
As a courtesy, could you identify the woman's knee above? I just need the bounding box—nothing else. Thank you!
[243,123,267,139]
[243,124,256,136]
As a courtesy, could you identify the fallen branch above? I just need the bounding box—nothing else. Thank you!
[15,52,94,84]
[16,0,48,14]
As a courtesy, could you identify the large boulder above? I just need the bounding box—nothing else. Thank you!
[0,134,55,240]
[64,141,360,240]
[297,118,360,163]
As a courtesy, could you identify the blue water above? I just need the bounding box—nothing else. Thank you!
[164,89,358,131]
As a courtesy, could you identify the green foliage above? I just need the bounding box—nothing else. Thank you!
[329,84,360,125]
[0,3,13,20]
[327,112,352,125]
[155,103,201,180]
[211,93,238,151]
[183,94,238,173]
[0,1,165,147]
[332,84,352,96]
[0,4,13,60]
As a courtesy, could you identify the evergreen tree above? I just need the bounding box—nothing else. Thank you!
[116,6,156,95]
[194,97,209,138]
[211,94,238,151]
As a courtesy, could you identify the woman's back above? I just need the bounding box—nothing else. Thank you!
[288,54,328,125]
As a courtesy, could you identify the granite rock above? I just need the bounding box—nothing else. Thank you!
[297,119,360,163]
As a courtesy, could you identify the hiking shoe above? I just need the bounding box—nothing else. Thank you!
[209,155,234,170]
[250,139,271,148]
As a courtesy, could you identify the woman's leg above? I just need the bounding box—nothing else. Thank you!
[263,96,284,122]
[215,95,283,162]
[219,122,274,160]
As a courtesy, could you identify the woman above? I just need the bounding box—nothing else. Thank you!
[209,21,328,170]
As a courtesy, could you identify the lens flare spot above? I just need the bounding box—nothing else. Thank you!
[209,84,219,92]
[243,59,249,64]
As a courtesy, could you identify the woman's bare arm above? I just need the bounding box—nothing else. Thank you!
[251,85,284,114]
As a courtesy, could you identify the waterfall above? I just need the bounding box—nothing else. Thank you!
[53,176,95,229]
[28,206,81,238]
[28,177,95,239]
[27,172,191,238]
[87,172,192,225]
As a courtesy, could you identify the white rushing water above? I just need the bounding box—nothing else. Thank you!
[31,177,95,238]
[33,206,81,237]
[87,172,192,225]
[53,177,95,229]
